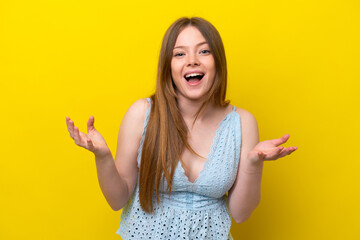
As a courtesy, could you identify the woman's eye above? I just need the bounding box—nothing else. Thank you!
[200,50,210,54]
[174,53,184,57]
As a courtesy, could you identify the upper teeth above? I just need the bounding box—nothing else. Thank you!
[185,73,203,78]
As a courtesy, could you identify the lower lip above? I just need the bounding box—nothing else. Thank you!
[184,77,203,86]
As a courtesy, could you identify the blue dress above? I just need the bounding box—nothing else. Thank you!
[117,98,241,239]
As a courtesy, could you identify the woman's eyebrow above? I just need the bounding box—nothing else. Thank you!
[173,41,208,49]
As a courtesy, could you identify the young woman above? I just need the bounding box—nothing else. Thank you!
[66,17,297,240]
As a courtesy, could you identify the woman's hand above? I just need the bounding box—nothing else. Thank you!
[247,134,297,165]
[66,116,111,158]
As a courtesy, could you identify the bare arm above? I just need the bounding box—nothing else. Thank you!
[228,109,297,223]
[227,109,262,223]
[111,98,150,210]
[66,99,149,211]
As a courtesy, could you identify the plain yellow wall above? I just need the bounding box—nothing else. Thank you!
[1,0,359,239]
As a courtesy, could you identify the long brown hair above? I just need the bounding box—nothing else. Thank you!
[139,17,229,213]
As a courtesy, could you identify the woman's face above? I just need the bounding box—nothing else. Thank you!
[171,26,216,102]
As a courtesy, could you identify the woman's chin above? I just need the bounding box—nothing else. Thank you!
[178,92,208,102]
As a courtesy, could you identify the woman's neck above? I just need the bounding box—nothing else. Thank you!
[177,96,217,125]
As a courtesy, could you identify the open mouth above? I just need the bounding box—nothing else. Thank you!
[184,73,204,82]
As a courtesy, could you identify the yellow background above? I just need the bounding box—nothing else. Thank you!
[1,0,359,239]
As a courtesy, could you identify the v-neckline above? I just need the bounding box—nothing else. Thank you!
[178,109,235,184]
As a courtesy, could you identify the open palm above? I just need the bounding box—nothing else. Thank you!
[247,134,297,164]
[66,116,111,158]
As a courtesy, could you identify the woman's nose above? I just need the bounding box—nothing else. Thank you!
[187,53,200,66]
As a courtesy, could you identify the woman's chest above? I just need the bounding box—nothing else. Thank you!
[164,115,242,198]
[180,125,218,183]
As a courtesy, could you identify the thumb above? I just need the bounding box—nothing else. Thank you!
[87,116,96,133]
[247,150,262,162]
[270,134,290,146]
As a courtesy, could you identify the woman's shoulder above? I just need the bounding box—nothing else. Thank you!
[121,98,151,133]
[233,105,258,126]
[232,106,259,144]
[125,98,151,119]
[128,98,150,113]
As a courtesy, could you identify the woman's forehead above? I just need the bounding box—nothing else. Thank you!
[174,26,207,48]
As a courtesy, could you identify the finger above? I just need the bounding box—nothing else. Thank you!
[263,146,284,160]
[73,126,82,146]
[87,116,95,133]
[270,134,290,147]
[79,132,93,149]
[278,147,298,158]
[258,151,265,161]
[66,117,75,139]
[79,131,89,141]
[248,150,263,162]
[86,138,95,152]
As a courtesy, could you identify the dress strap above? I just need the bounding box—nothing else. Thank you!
[137,98,152,167]
[144,98,151,127]
[232,105,236,111]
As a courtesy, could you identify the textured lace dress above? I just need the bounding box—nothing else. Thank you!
[117,98,241,239]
